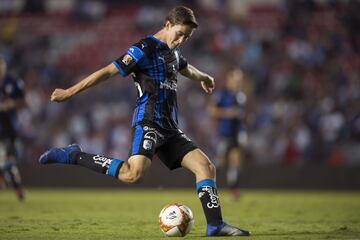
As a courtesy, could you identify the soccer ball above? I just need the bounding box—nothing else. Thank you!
[159,203,194,237]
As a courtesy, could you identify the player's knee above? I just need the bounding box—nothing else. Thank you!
[197,159,216,179]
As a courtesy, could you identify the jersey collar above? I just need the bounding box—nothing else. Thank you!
[148,35,170,50]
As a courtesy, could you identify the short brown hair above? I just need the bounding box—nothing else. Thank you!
[165,6,198,29]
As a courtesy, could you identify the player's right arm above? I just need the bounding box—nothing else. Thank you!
[51,64,118,102]
[51,42,146,102]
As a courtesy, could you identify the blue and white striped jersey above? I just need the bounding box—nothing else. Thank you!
[113,35,188,129]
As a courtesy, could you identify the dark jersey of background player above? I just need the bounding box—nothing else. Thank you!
[208,69,247,200]
[0,58,26,201]
[0,74,24,140]
[112,35,188,129]
[213,89,246,140]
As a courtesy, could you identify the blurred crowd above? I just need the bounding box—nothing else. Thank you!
[0,0,359,166]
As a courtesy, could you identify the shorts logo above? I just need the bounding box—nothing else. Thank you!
[143,126,154,131]
[143,139,153,150]
[122,54,133,66]
[143,126,164,139]
[181,133,191,142]
[144,131,157,143]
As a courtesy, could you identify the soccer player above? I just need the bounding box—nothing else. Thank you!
[0,57,26,201]
[39,6,250,236]
[208,69,247,200]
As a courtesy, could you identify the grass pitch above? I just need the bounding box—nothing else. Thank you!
[0,189,359,239]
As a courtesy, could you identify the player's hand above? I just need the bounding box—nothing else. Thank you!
[201,75,215,94]
[51,88,73,102]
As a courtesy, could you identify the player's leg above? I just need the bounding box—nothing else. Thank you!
[2,138,25,201]
[39,145,152,184]
[0,169,5,189]
[0,142,6,189]
[39,123,153,184]
[227,146,242,200]
[117,155,151,183]
[39,144,151,184]
[215,138,227,168]
[72,150,151,184]
[181,149,250,236]
[3,160,25,200]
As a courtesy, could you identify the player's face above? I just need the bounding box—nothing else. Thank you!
[165,22,194,49]
[226,70,243,90]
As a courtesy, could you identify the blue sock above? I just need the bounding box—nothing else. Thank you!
[106,159,123,178]
[196,179,223,226]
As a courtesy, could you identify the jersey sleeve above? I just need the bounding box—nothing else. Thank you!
[112,43,146,77]
[175,49,188,71]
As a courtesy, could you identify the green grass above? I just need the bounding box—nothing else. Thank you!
[0,189,359,239]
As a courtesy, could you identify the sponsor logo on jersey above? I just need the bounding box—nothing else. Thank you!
[122,54,133,66]
[160,79,177,91]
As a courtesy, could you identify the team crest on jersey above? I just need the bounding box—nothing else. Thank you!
[122,54,133,66]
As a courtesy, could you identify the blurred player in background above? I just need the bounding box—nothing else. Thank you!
[0,57,26,201]
[208,69,248,200]
[39,6,250,236]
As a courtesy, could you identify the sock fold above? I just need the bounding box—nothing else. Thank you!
[106,159,124,178]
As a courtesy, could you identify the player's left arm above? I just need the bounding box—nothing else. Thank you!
[180,64,215,94]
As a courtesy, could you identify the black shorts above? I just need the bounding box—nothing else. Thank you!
[129,121,197,170]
